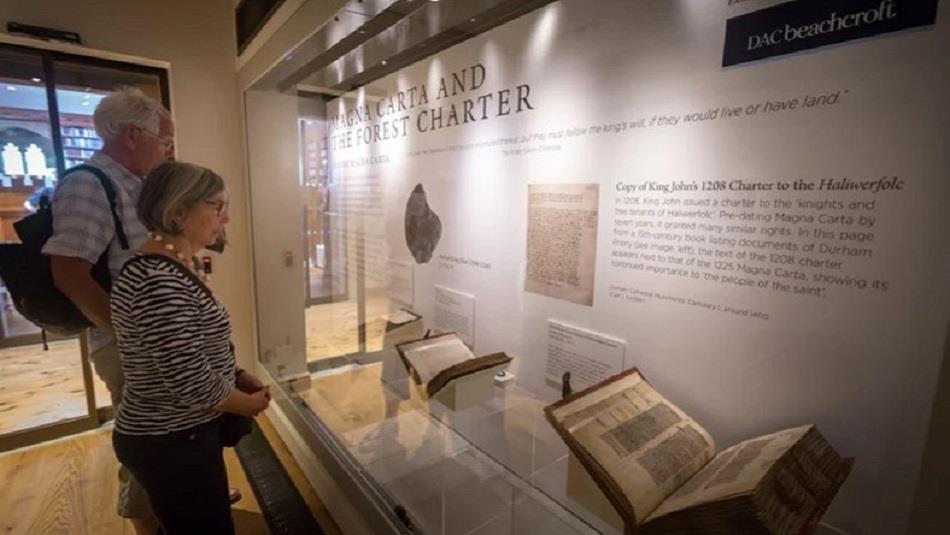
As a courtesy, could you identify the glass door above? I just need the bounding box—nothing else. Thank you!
[50,57,169,418]
[53,59,167,170]
[0,47,90,446]
[0,48,55,345]
[0,43,169,451]
[301,118,335,307]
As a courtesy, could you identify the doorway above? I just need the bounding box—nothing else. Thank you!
[0,40,169,451]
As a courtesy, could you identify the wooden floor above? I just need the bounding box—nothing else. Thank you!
[0,296,393,436]
[305,296,393,362]
[0,339,111,435]
[0,415,341,535]
[0,295,392,533]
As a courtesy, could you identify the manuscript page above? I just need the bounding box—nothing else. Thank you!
[525,183,599,306]
[548,370,715,520]
[645,425,812,521]
[399,334,474,385]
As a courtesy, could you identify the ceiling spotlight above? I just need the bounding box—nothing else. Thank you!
[470,17,476,22]
[381,60,388,66]
[31,77,41,83]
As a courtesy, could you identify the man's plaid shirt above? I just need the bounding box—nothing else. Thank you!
[43,151,149,350]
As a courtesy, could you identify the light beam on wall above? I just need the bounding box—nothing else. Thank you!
[528,5,559,63]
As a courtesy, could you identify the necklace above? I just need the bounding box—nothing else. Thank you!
[148,232,211,284]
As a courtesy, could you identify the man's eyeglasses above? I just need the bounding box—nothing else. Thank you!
[135,126,174,150]
[204,200,229,216]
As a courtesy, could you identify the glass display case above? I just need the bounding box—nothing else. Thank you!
[301,355,616,534]
[245,90,623,535]
[242,1,950,534]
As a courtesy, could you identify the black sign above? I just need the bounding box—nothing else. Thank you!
[723,0,939,67]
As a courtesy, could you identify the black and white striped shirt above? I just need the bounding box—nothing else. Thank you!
[111,254,235,435]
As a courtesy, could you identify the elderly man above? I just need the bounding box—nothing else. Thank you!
[43,87,172,535]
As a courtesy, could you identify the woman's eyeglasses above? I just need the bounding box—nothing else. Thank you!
[204,200,228,216]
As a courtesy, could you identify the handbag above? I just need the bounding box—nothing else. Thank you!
[219,412,252,447]
[218,366,261,447]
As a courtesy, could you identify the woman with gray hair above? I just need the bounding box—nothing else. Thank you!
[110,161,269,534]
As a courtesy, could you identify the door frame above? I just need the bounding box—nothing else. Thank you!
[0,38,169,452]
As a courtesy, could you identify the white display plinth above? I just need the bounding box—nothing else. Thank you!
[428,366,498,411]
[286,371,312,393]
[566,452,624,531]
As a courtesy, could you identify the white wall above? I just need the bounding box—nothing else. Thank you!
[0,0,257,369]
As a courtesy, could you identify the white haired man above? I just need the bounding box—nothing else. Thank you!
[43,87,172,535]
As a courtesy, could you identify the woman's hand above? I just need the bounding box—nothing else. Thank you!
[216,386,271,417]
[236,371,266,394]
[244,388,271,416]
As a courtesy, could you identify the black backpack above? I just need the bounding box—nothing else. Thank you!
[0,165,129,336]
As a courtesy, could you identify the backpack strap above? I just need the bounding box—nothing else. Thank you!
[63,164,130,250]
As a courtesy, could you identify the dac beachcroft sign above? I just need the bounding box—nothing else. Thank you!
[722,0,939,67]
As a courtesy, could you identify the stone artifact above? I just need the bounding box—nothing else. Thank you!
[404,183,441,263]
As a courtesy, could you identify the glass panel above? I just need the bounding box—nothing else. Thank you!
[301,118,331,303]
[52,59,165,410]
[250,1,948,533]
[246,88,599,535]
[0,47,89,435]
[53,61,164,169]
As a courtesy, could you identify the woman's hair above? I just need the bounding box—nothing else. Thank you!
[138,161,225,235]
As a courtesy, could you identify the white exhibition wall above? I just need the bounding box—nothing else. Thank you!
[327,1,950,533]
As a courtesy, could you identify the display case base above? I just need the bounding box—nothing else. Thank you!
[567,452,625,531]
[429,365,501,411]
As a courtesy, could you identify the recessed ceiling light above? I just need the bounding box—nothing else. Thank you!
[470,17,476,22]
[31,77,41,83]
[381,60,388,66]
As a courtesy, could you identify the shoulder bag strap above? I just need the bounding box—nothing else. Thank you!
[63,164,130,250]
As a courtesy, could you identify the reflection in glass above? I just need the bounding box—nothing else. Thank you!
[0,47,88,436]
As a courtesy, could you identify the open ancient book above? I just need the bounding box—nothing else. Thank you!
[544,369,852,535]
[395,332,512,397]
